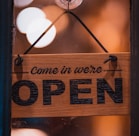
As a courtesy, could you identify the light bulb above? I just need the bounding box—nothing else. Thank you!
[16,7,46,33]
[55,0,83,9]
[26,18,56,48]
[14,0,34,7]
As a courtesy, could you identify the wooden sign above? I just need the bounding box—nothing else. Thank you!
[12,53,130,118]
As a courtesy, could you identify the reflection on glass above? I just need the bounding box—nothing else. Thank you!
[12,116,130,136]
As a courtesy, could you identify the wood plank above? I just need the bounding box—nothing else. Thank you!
[12,53,130,118]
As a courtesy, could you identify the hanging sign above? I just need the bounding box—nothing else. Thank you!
[12,53,130,118]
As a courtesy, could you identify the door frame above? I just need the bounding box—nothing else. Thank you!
[130,0,139,136]
[0,0,13,136]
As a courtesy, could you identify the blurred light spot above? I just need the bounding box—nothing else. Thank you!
[26,18,56,48]
[42,5,69,33]
[14,0,34,8]
[16,7,46,33]
[11,128,48,136]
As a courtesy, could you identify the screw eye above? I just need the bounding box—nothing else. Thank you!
[55,0,83,9]
[14,55,23,66]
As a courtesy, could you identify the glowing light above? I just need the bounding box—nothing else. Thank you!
[14,0,34,7]
[26,18,56,48]
[16,7,46,33]
[11,128,48,136]
[55,0,83,9]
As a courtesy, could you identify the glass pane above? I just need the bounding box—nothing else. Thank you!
[12,0,130,136]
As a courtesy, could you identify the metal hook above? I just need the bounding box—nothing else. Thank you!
[67,0,71,10]
[104,55,117,64]
[14,54,23,66]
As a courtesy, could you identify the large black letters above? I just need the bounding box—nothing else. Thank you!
[12,80,38,106]
[97,78,123,104]
[43,80,65,105]
[12,78,123,106]
[70,79,93,104]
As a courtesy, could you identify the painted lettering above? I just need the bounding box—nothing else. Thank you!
[74,65,102,74]
[12,80,38,106]
[70,79,93,104]
[12,78,123,106]
[97,78,123,104]
[31,66,58,74]
[43,80,65,105]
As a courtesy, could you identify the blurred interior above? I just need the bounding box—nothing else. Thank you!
[13,0,130,54]
[12,0,130,136]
